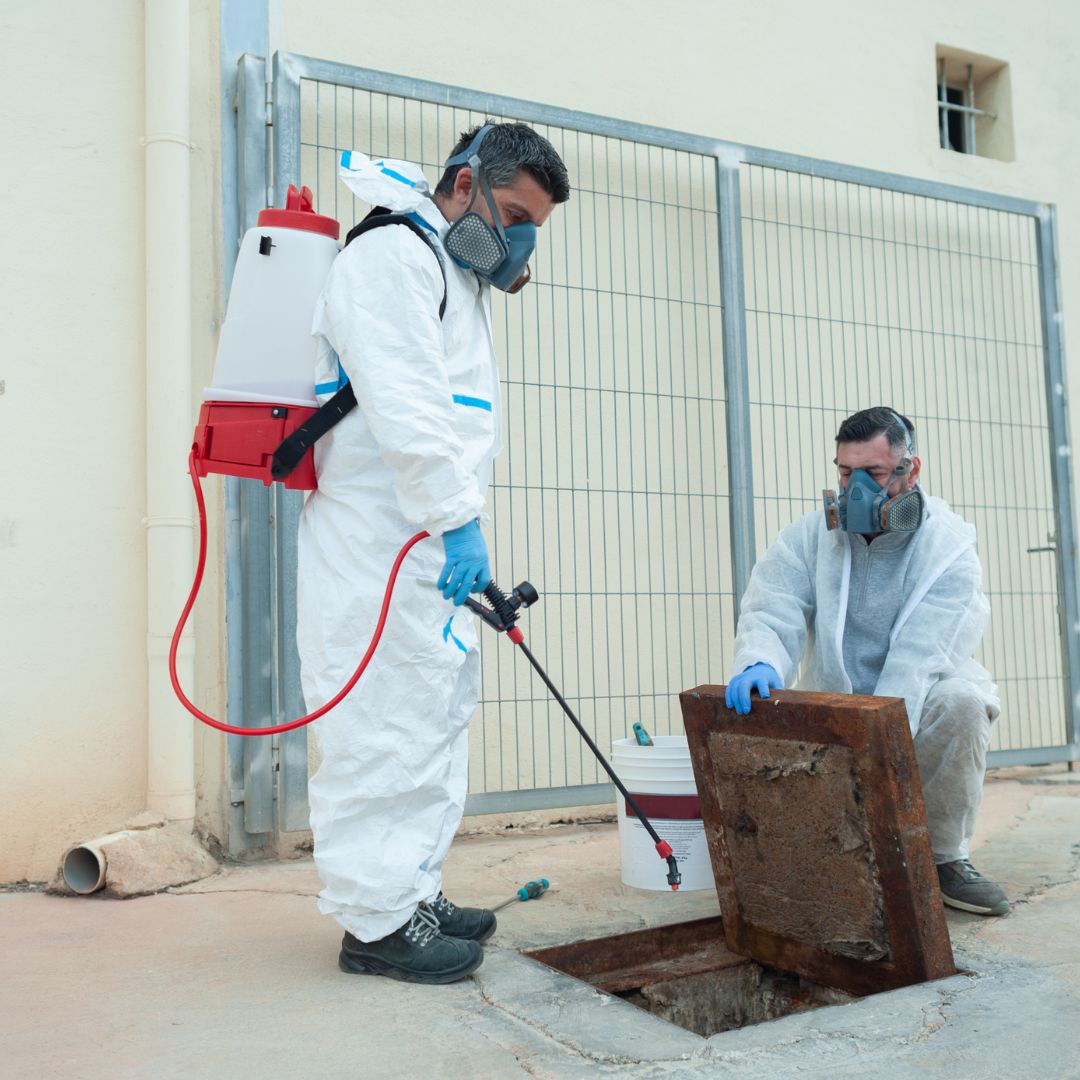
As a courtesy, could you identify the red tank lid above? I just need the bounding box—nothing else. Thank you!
[257,184,340,239]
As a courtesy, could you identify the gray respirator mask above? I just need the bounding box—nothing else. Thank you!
[823,470,924,534]
[442,125,536,294]
[822,415,924,534]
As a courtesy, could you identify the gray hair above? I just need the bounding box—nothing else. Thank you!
[435,121,571,203]
[836,406,917,457]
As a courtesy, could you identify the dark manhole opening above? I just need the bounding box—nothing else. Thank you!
[525,917,857,1039]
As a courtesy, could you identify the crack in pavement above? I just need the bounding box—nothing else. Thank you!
[973,837,1080,923]
[165,887,317,898]
[691,976,979,1073]
[464,1001,550,1079]
[474,955,652,1068]
[907,976,979,1044]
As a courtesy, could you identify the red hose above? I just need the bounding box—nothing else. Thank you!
[169,449,429,736]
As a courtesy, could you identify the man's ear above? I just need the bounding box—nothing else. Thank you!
[907,455,922,486]
[453,164,473,201]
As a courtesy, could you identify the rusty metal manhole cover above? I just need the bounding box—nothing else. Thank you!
[679,687,955,995]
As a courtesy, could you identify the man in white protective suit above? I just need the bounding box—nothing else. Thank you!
[297,123,569,982]
[726,407,1009,916]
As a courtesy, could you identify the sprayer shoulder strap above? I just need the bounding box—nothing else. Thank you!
[270,208,448,481]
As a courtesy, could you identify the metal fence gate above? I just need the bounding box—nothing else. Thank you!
[735,163,1077,762]
[225,52,1079,853]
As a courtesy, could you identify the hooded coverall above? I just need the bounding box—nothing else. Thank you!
[297,156,501,942]
[731,496,1000,863]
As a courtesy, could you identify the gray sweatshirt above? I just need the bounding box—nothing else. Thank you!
[842,530,916,695]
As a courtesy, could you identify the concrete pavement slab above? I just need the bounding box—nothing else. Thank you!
[2,769,1078,1079]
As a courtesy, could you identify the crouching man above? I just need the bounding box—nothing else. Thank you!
[726,407,1008,916]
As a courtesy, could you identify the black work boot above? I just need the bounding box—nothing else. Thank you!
[338,903,483,983]
[430,892,497,943]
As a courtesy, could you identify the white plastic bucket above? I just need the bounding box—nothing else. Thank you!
[611,735,713,892]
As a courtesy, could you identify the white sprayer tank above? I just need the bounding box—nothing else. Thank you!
[206,185,341,408]
[611,735,713,891]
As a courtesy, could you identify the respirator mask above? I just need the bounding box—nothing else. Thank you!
[822,413,925,534]
[442,125,536,293]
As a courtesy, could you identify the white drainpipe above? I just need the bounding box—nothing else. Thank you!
[144,0,195,824]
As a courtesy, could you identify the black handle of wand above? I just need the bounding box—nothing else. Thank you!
[515,640,662,846]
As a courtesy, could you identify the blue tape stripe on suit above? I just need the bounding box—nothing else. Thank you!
[452,394,492,411]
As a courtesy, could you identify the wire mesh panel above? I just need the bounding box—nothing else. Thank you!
[252,55,1074,847]
[740,163,1065,754]
[295,78,735,803]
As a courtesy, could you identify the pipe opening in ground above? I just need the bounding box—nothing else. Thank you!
[62,847,105,894]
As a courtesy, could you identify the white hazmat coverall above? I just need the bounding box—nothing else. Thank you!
[297,155,501,942]
[731,496,1000,863]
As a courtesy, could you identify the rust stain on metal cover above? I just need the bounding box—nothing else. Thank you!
[680,687,956,996]
[709,731,888,961]
[525,916,748,994]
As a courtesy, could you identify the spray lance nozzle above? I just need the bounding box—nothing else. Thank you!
[656,840,682,891]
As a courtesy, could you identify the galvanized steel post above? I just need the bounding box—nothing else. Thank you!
[231,52,275,844]
[1035,204,1080,756]
[271,53,315,831]
[715,157,756,622]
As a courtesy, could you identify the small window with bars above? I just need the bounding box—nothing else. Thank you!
[935,48,1014,162]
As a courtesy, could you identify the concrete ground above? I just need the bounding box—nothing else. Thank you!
[2,765,1079,1080]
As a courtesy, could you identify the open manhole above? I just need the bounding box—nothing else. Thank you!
[526,916,857,1037]
[527,688,957,1038]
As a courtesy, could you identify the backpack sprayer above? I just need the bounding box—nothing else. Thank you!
[170,183,680,890]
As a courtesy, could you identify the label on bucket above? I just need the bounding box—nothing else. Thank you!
[626,794,701,820]
[618,793,713,892]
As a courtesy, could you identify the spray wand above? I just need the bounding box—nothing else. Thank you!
[465,583,682,891]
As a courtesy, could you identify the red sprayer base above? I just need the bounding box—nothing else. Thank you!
[193,400,318,490]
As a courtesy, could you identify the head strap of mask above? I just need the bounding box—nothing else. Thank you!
[442,125,536,293]
[886,410,917,476]
[443,123,496,203]
[822,409,924,534]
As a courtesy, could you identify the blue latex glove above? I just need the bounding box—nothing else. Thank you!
[725,663,783,715]
[438,520,492,606]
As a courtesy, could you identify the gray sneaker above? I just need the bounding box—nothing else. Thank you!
[338,903,484,983]
[937,859,1010,916]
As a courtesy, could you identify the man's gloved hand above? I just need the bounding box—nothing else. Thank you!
[725,663,783,715]
[438,520,492,606]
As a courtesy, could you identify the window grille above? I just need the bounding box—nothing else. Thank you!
[938,58,997,155]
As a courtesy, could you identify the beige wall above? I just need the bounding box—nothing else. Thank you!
[2,3,149,879]
[273,0,1079,341]
[1,1,225,881]
[3,0,1077,879]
